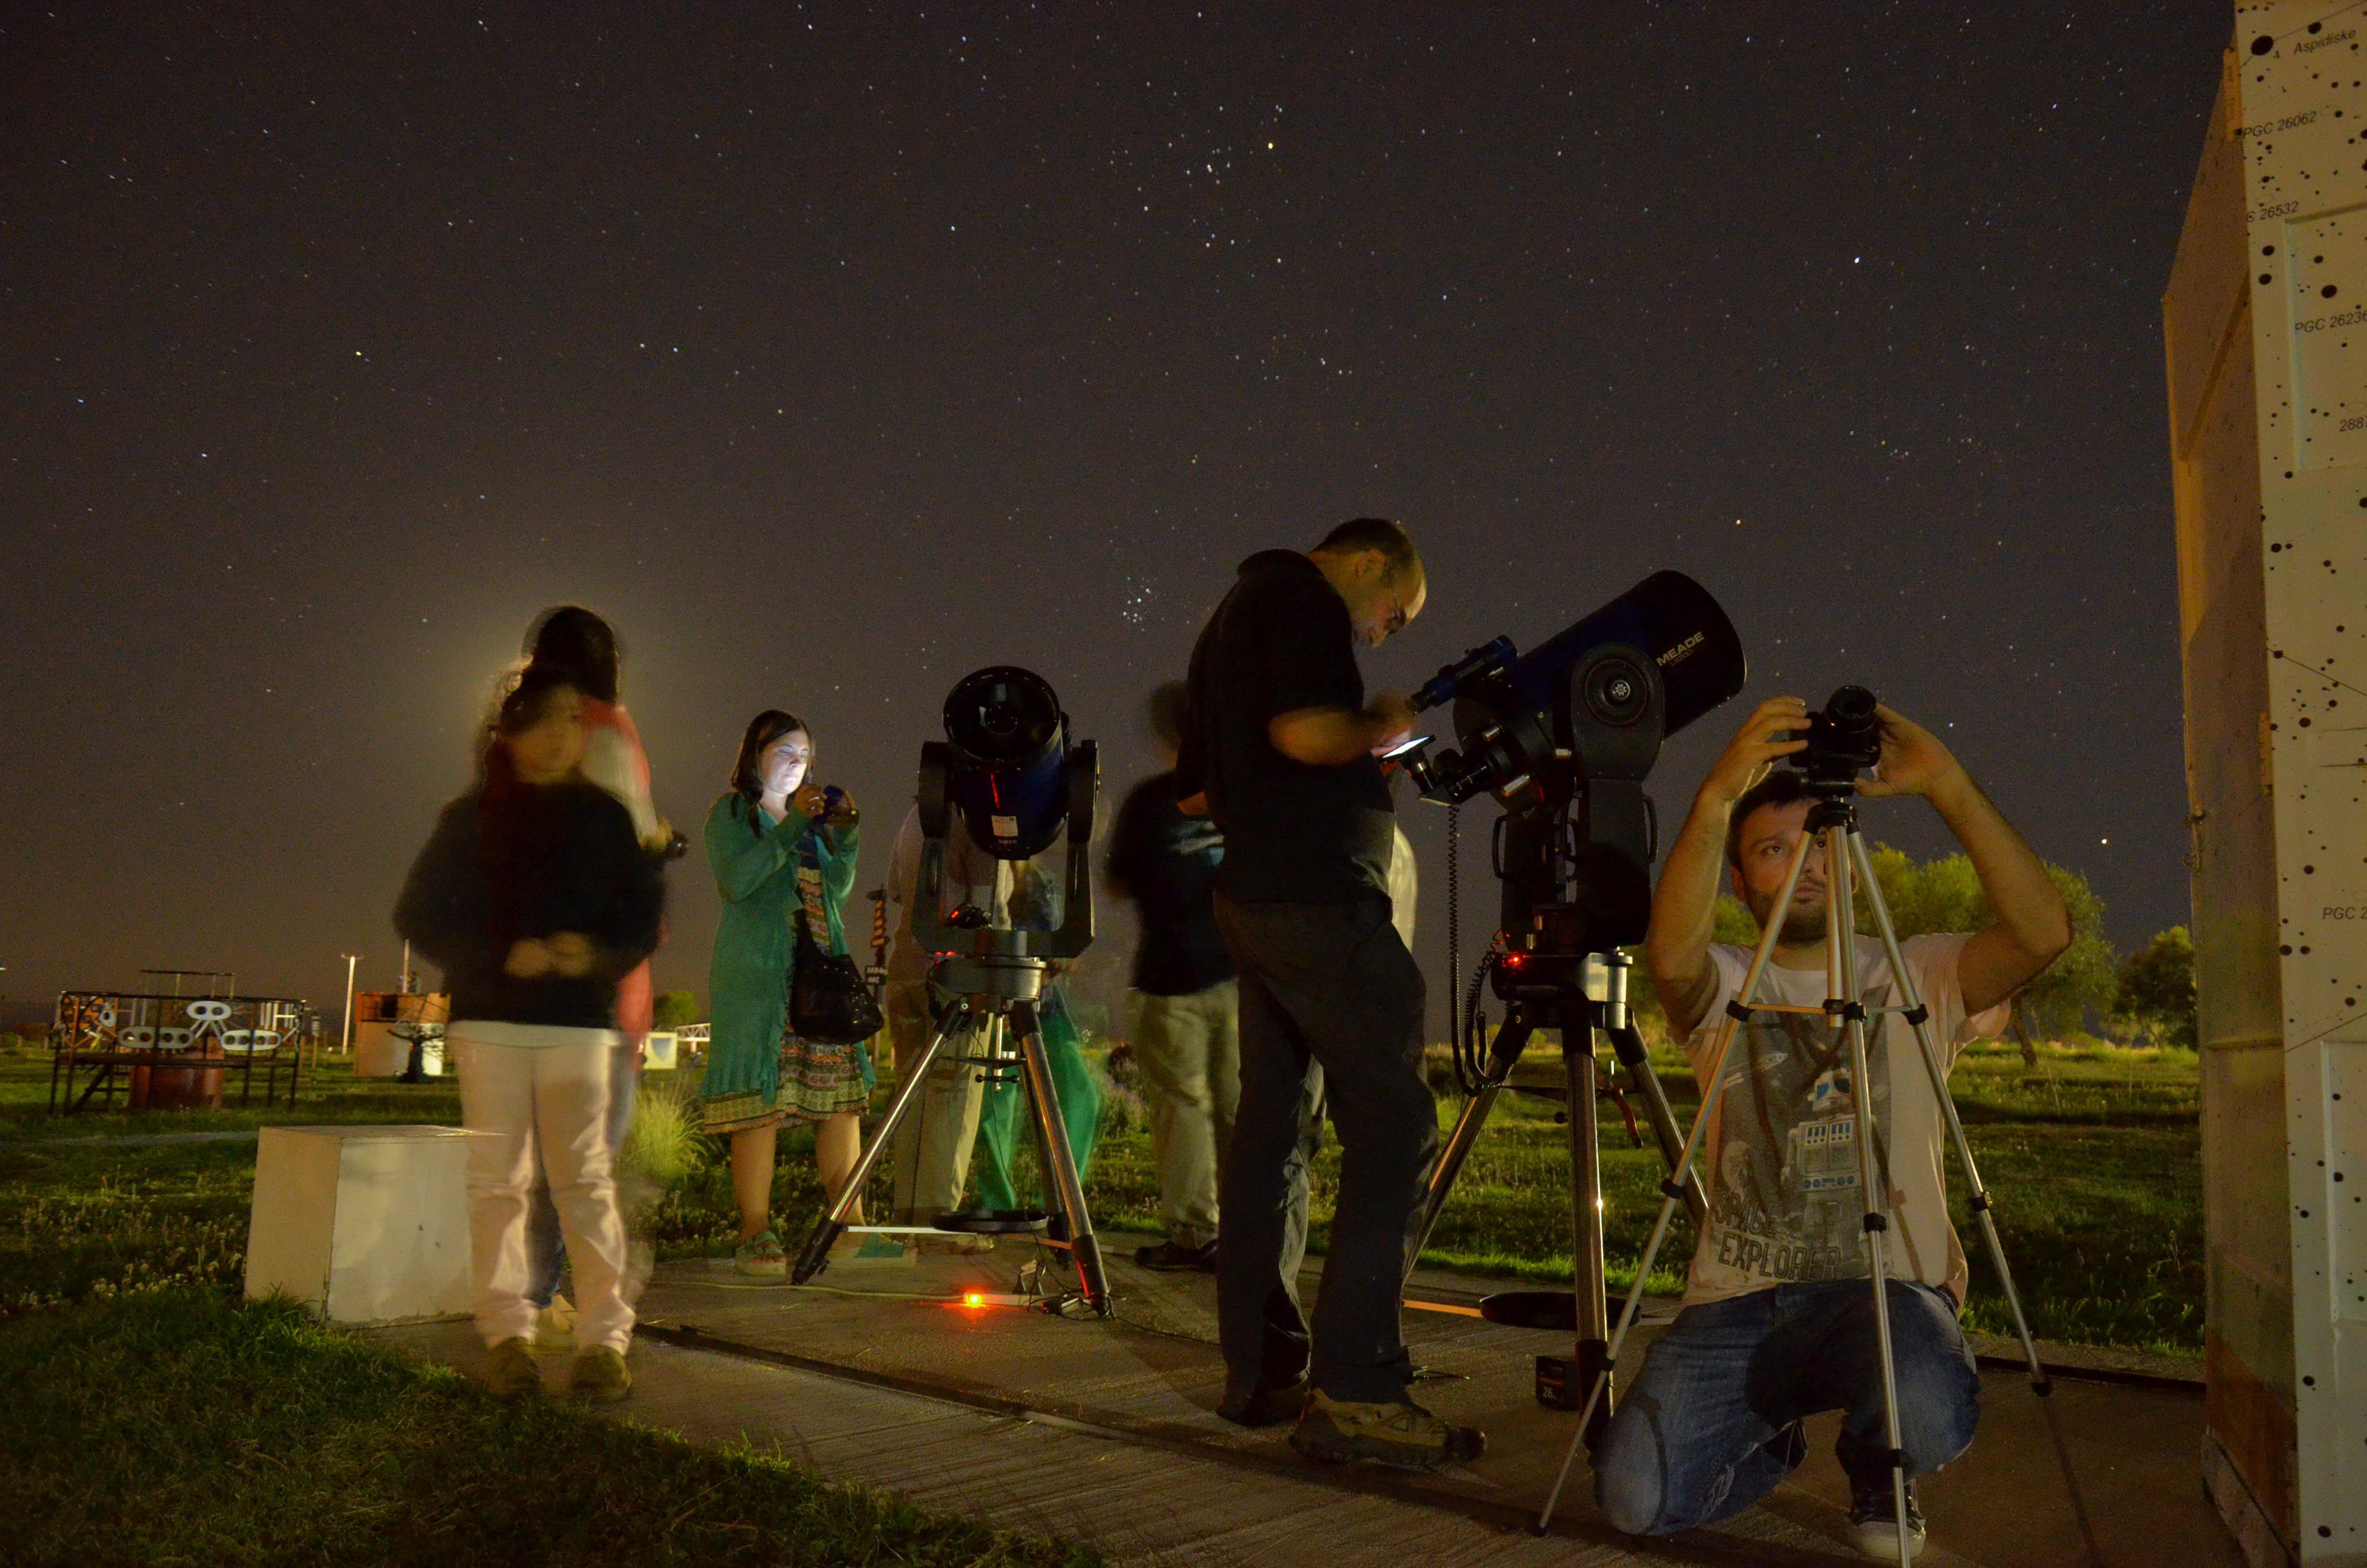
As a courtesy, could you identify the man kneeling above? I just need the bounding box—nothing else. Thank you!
[1597,696,2069,1560]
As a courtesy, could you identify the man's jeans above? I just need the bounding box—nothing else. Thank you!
[1594,1279,1981,1535]
[1212,892,1436,1405]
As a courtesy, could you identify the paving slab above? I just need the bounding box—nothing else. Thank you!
[375,1240,2241,1567]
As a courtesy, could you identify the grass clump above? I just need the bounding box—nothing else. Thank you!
[0,1287,1095,1567]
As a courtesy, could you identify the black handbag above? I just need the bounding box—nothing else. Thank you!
[789,914,884,1043]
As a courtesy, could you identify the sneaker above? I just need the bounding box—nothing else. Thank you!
[1289,1390,1485,1470]
[1847,1473,1927,1563]
[1135,1238,1218,1272]
[733,1230,788,1277]
[484,1337,541,1400]
[911,1231,997,1256]
[1216,1372,1308,1428]
[567,1345,632,1404]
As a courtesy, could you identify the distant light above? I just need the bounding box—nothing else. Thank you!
[963,1292,985,1308]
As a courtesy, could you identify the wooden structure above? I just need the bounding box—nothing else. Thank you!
[49,988,311,1114]
[2166,11,2367,1562]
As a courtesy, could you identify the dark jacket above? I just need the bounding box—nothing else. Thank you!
[394,780,665,1028]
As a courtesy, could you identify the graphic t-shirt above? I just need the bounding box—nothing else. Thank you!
[1675,933,2007,1309]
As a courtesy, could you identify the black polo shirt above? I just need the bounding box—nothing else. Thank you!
[1175,550,1395,904]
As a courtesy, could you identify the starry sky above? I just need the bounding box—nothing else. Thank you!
[1,4,2233,1029]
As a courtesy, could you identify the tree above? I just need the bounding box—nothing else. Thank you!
[2113,927,2197,1048]
[652,990,701,1031]
[1858,844,2117,1038]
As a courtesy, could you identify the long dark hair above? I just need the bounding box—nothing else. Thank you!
[731,709,812,822]
[524,605,621,704]
[479,669,582,936]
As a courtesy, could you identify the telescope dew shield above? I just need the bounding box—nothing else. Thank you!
[1503,570,1744,741]
[943,666,1070,860]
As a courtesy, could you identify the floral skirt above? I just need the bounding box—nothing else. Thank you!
[699,1026,874,1135]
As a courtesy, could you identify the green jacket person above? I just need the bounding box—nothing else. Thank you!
[699,711,864,1276]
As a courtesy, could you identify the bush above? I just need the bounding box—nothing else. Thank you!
[652,990,700,1031]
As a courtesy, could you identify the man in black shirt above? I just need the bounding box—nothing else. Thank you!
[1176,517,1482,1471]
[1107,682,1238,1273]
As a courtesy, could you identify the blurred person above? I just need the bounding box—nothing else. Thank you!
[1601,698,2070,1559]
[969,859,1101,1218]
[698,711,865,1276]
[1105,680,1237,1273]
[881,799,1010,1251]
[1175,517,1479,1470]
[516,605,670,1338]
[395,667,664,1402]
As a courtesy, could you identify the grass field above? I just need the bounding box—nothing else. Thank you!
[0,1288,1092,1568]
[0,1033,2204,1354]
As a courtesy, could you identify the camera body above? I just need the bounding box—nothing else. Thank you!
[1794,685,1883,794]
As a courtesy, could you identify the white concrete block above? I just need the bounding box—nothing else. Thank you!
[244,1124,472,1324]
[643,1030,678,1070]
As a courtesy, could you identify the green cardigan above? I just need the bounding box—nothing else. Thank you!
[700,792,859,1105]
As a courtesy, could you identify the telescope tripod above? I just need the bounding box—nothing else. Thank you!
[1409,946,1707,1443]
[1533,792,2050,1566]
[791,953,1112,1318]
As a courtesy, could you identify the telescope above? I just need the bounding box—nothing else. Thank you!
[795,665,1112,1315]
[1399,570,1744,1440]
[1391,569,1744,954]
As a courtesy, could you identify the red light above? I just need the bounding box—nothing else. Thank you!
[1504,954,1526,968]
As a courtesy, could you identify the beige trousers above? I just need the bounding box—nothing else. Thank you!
[1131,980,1241,1250]
[884,978,987,1221]
[451,1028,634,1353]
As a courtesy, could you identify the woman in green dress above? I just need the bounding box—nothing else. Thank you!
[700,710,865,1276]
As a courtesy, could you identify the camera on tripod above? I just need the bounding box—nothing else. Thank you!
[1792,683,1884,795]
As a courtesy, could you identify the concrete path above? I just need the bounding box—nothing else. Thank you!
[371,1243,2236,1567]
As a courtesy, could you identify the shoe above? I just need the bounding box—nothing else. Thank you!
[1289,1390,1486,1470]
[733,1230,788,1277]
[1847,1473,1927,1563]
[484,1337,541,1400]
[911,1231,997,1256]
[567,1345,633,1404]
[1135,1238,1218,1272]
[1217,1372,1309,1428]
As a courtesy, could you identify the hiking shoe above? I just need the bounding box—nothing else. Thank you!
[733,1230,788,1277]
[567,1345,632,1404]
[1289,1390,1485,1470]
[1848,1473,1927,1562]
[485,1337,541,1400]
[1135,1238,1218,1272]
[1216,1372,1308,1428]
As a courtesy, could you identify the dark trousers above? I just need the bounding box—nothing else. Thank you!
[1212,892,1437,1405]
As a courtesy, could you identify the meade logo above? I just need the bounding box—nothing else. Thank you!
[1657,631,1705,666]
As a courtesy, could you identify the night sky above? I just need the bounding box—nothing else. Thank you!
[2,4,2232,1029]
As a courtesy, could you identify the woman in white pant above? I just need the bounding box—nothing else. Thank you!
[396,667,666,1401]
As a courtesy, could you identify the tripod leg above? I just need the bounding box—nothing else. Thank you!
[1605,1024,1708,1230]
[1537,813,1823,1535]
[1405,1009,1535,1280]
[1827,827,1915,1567]
[1847,828,2050,1396]
[1014,1000,1111,1317]
[1566,1025,1611,1447]
[792,996,972,1283]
